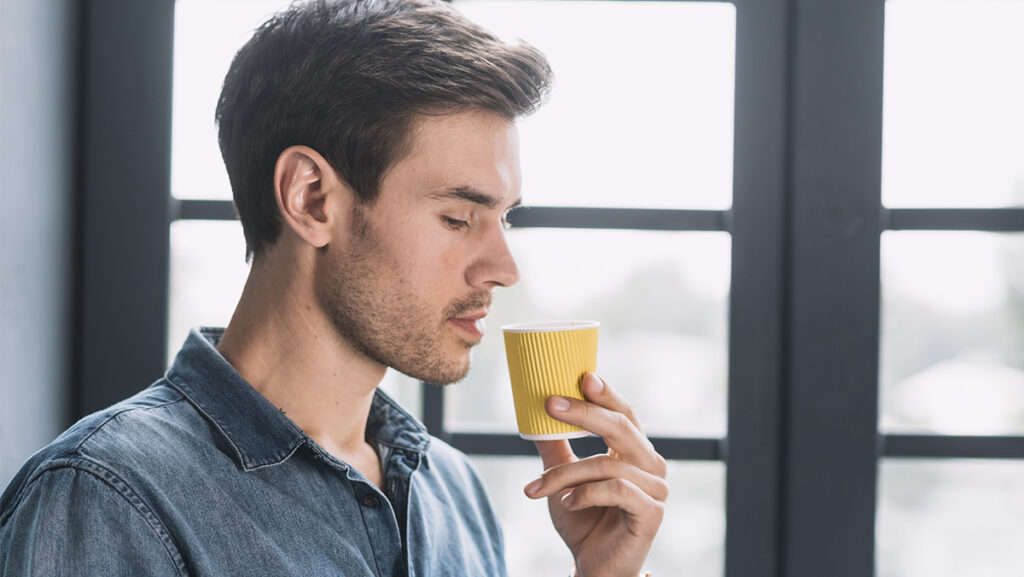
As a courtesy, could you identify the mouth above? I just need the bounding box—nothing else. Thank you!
[448,310,488,341]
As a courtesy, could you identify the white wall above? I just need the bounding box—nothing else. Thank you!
[0,0,77,488]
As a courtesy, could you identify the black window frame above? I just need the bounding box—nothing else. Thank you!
[73,1,1024,576]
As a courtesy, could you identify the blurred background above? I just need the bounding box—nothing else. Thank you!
[1,0,1021,576]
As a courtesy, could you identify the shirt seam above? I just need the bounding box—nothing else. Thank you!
[73,391,185,453]
[18,458,189,577]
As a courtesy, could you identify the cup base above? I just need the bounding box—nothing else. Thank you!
[519,430,592,441]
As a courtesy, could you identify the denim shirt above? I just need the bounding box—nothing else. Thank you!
[1,328,507,576]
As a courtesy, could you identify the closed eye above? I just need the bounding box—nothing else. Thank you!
[442,216,470,231]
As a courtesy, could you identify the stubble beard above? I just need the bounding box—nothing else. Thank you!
[315,216,491,386]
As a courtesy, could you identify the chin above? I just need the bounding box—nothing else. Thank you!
[435,359,472,386]
[397,353,471,386]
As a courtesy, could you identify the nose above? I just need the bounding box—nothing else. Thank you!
[466,225,521,289]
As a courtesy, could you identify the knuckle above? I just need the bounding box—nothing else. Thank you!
[653,453,668,477]
[596,454,619,475]
[653,478,670,502]
[539,469,556,488]
[623,402,639,423]
[571,485,589,506]
[581,400,594,420]
[614,412,633,435]
[614,478,633,498]
[544,462,570,483]
[650,500,666,525]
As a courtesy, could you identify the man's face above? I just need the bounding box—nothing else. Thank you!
[315,110,522,384]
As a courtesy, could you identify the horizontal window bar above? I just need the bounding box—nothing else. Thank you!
[883,208,1024,232]
[172,199,237,221]
[882,434,1024,460]
[446,432,724,461]
[172,199,732,232]
[507,206,730,231]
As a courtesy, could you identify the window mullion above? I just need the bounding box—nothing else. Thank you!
[725,0,790,576]
[780,0,884,575]
[77,0,174,419]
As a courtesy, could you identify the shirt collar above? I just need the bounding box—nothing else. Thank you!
[165,327,430,472]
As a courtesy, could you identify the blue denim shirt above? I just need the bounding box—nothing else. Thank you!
[1,328,507,576]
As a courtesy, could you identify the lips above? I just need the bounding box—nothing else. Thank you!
[449,312,487,340]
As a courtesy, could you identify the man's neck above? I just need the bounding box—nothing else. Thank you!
[216,255,386,486]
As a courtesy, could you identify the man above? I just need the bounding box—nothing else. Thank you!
[0,1,667,575]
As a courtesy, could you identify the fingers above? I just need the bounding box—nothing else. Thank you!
[579,373,642,431]
[562,479,665,537]
[545,386,665,476]
[524,454,669,503]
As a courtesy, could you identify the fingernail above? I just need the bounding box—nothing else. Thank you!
[586,373,604,393]
[561,491,575,509]
[524,477,543,496]
[550,396,571,412]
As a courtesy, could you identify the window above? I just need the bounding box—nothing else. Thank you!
[877,2,1024,575]
[76,0,1024,575]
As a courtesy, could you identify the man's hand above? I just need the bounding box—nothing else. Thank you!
[523,373,668,577]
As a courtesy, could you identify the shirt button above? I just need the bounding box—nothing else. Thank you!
[361,493,380,508]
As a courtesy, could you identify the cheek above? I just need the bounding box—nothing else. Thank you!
[407,243,472,304]
[383,213,472,292]
[382,234,455,290]
[439,245,464,275]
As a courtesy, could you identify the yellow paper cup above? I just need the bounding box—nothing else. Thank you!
[502,321,599,440]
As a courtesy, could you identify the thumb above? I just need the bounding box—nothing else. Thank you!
[533,439,577,470]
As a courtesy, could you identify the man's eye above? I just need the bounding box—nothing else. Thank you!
[442,216,469,231]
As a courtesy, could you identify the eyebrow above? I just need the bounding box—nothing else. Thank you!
[430,186,522,210]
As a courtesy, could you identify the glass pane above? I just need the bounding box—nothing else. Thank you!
[167,220,422,417]
[878,459,1024,577]
[455,0,736,209]
[473,456,724,577]
[879,232,1024,434]
[172,1,289,200]
[175,0,736,207]
[448,230,730,437]
[883,0,1024,208]
[168,220,249,359]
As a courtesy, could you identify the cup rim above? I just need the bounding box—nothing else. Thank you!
[501,320,600,333]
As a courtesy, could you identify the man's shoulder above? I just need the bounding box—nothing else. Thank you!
[46,380,192,463]
[66,381,195,458]
[1,381,198,518]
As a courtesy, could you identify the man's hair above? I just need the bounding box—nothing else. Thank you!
[216,0,553,260]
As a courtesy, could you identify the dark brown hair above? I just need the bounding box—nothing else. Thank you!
[216,0,552,260]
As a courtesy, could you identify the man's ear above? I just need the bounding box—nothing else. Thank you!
[273,145,350,249]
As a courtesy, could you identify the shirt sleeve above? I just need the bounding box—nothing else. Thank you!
[1,465,187,577]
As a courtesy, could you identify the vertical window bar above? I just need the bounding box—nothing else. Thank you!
[781,0,884,575]
[726,0,788,575]
[421,381,446,438]
[77,0,175,418]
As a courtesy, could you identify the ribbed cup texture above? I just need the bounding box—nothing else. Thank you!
[503,327,599,437]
